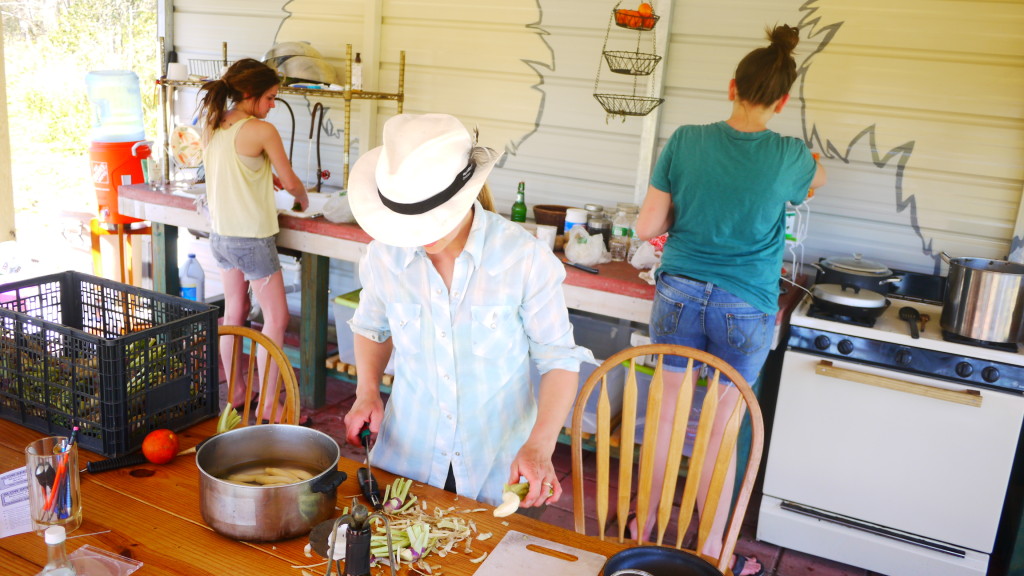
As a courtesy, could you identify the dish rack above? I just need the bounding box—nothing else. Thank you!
[188,59,234,80]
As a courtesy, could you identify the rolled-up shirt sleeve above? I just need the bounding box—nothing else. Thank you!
[349,244,393,344]
[521,242,597,374]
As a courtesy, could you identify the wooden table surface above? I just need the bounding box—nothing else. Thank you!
[0,418,627,575]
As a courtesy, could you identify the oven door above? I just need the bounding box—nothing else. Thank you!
[762,350,1024,554]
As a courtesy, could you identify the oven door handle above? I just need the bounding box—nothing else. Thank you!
[815,361,983,407]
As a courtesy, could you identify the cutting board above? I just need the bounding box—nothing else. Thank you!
[473,530,608,576]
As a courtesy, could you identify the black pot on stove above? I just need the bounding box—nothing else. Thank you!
[811,283,890,321]
[813,254,901,294]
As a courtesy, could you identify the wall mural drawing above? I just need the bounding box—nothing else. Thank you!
[797,0,1024,272]
[272,0,551,172]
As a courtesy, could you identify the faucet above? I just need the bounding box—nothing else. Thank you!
[274,97,295,163]
[309,102,326,192]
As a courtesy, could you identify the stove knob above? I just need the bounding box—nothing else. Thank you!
[983,366,1000,383]
[837,340,854,355]
[955,362,974,378]
[896,349,913,366]
[814,335,831,350]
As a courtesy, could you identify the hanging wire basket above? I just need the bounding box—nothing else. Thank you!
[613,8,659,31]
[603,50,662,76]
[594,93,665,119]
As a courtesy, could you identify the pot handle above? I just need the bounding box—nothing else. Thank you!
[311,469,348,494]
[940,251,951,264]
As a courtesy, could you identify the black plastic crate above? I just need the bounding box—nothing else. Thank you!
[0,271,219,456]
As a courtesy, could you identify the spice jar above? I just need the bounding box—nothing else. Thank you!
[584,203,604,228]
[588,213,612,249]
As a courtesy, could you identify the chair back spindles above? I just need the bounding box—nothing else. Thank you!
[218,325,301,426]
[570,343,765,573]
[595,373,612,538]
[617,360,640,541]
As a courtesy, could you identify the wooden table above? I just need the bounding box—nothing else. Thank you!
[117,184,658,411]
[0,418,626,575]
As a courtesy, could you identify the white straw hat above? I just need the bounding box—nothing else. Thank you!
[348,113,502,247]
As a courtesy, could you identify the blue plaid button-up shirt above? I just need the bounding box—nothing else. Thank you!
[350,203,595,505]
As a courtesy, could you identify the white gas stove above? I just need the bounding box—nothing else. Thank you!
[759,275,1024,576]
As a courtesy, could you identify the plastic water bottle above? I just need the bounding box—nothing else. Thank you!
[609,209,631,261]
[627,213,642,262]
[36,526,77,576]
[85,70,146,143]
[179,254,205,302]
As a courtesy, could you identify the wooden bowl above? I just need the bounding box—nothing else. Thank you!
[533,204,570,232]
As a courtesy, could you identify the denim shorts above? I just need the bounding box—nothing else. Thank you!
[209,233,281,281]
[650,271,776,385]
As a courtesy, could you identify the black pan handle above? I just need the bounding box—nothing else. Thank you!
[86,453,147,473]
[311,469,348,494]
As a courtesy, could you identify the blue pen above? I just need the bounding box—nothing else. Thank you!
[56,426,79,519]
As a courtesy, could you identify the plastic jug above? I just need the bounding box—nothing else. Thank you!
[179,254,206,302]
[85,70,146,143]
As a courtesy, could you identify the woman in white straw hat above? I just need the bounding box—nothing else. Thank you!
[342,113,594,509]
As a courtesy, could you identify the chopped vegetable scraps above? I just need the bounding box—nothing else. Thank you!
[370,477,488,570]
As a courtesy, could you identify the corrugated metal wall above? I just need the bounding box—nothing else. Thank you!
[165,0,1024,276]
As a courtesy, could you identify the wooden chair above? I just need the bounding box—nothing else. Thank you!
[219,324,301,425]
[570,343,764,574]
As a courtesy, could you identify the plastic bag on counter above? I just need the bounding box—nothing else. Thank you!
[323,192,355,223]
[629,240,661,270]
[564,226,611,267]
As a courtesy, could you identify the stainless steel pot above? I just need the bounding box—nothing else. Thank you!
[196,424,348,541]
[940,252,1024,343]
[813,254,901,294]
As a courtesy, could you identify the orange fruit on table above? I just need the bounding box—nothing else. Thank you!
[638,2,654,17]
[142,429,180,464]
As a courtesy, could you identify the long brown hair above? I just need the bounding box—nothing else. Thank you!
[198,58,280,139]
[734,24,800,107]
[477,182,496,212]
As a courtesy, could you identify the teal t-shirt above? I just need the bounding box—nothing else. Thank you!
[650,121,816,314]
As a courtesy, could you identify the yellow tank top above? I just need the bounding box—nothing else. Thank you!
[204,117,278,237]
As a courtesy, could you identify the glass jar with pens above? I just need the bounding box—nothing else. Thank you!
[25,428,82,535]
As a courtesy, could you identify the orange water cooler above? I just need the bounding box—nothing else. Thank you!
[86,70,152,284]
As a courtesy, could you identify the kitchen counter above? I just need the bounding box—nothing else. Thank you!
[117,184,658,410]
[117,184,804,408]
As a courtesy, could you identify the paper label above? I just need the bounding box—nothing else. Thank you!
[0,467,32,537]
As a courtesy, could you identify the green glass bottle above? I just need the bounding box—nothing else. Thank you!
[511,181,527,223]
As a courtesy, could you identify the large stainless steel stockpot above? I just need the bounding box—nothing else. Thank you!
[196,424,347,541]
[940,252,1024,343]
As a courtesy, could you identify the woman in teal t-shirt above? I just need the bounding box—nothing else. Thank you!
[633,24,827,576]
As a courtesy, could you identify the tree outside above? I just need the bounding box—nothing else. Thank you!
[2,0,158,272]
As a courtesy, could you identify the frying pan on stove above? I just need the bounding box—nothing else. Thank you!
[603,546,721,576]
[811,283,890,321]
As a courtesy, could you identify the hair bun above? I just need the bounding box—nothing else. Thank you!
[767,24,800,54]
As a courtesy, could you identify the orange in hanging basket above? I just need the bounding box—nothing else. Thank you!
[614,8,658,31]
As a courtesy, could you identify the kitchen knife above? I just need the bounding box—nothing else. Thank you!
[562,260,599,274]
[358,424,383,510]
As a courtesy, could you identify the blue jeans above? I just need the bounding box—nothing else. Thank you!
[650,271,775,385]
